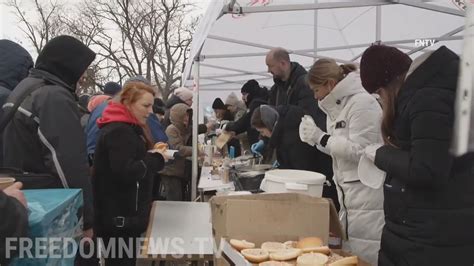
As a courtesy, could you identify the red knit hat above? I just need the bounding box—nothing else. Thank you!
[360,44,412,93]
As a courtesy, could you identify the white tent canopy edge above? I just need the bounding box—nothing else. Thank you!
[186,0,467,200]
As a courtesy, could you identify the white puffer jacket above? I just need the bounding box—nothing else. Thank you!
[317,72,384,265]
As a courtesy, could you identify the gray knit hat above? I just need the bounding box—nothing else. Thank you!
[124,75,151,87]
[260,105,279,130]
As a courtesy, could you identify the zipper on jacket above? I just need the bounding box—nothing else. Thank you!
[135,181,139,212]
[336,181,349,239]
[136,160,147,212]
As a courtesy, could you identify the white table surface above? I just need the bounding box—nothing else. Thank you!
[145,201,214,260]
[198,166,234,192]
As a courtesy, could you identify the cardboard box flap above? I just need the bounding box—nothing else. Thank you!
[225,198,328,245]
[328,198,346,240]
[210,193,346,245]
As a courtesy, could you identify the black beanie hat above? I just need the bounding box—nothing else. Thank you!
[241,79,260,94]
[35,35,96,88]
[360,44,412,93]
[212,98,226,110]
[103,81,122,96]
[153,98,165,115]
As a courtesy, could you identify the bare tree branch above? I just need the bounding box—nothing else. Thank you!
[8,0,199,100]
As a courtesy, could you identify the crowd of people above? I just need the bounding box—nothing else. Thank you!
[0,34,473,266]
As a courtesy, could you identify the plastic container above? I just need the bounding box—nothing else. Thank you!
[260,169,326,197]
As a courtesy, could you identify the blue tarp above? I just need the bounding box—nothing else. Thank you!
[11,189,83,266]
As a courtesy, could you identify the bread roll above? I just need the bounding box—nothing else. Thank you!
[327,255,358,266]
[229,239,255,251]
[297,237,323,248]
[154,142,168,152]
[297,237,325,253]
[259,261,294,266]
[296,253,329,266]
[261,242,287,253]
[301,245,331,255]
[284,241,298,249]
[269,248,302,261]
[241,248,269,263]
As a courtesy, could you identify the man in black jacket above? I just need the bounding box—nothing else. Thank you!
[3,35,96,239]
[265,47,326,129]
[251,104,338,210]
[225,79,268,146]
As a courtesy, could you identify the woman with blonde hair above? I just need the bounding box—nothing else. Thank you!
[93,81,168,265]
[299,58,384,265]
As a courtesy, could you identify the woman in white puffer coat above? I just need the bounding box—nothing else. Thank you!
[299,59,384,265]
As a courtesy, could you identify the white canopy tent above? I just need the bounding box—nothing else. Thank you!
[184,0,467,200]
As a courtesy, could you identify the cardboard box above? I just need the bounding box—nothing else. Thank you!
[210,193,370,266]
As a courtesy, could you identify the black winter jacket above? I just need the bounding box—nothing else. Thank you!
[270,105,333,176]
[269,62,326,130]
[226,97,267,145]
[93,122,165,234]
[374,46,474,266]
[269,105,338,210]
[3,36,96,229]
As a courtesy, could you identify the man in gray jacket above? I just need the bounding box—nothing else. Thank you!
[2,35,96,238]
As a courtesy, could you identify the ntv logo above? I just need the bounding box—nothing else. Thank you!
[415,39,436,47]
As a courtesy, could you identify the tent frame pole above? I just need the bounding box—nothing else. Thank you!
[313,0,319,64]
[226,0,464,17]
[202,35,463,60]
[396,0,465,17]
[207,35,353,64]
[200,62,272,78]
[376,6,382,41]
[406,26,465,55]
[191,56,200,201]
[228,0,393,14]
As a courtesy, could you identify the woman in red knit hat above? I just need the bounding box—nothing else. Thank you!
[360,44,474,266]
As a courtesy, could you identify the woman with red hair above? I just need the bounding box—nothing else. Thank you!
[93,81,168,265]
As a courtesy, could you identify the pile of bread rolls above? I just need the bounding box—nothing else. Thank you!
[229,237,358,266]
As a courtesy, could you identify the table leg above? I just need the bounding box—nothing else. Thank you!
[199,189,204,202]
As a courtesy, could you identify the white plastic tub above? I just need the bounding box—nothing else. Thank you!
[260,169,326,197]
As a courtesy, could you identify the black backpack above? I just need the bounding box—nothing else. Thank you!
[0,83,62,189]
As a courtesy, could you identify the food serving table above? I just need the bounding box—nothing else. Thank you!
[141,201,214,265]
[197,166,234,201]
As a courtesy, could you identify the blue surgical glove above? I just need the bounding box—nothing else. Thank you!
[251,140,265,156]
[272,160,280,168]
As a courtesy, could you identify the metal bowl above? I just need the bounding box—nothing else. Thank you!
[237,164,273,174]
[231,164,273,192]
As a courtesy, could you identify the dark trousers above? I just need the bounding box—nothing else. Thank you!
[160,175,186,201]
[99,231,142,266]
[74,238,100,266]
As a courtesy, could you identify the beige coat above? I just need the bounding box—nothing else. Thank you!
[161,103,192,178]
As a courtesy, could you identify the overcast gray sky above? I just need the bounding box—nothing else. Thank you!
[0,0,211,59]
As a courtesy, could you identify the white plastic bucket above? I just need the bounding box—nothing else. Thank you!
[260,169,326,197]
